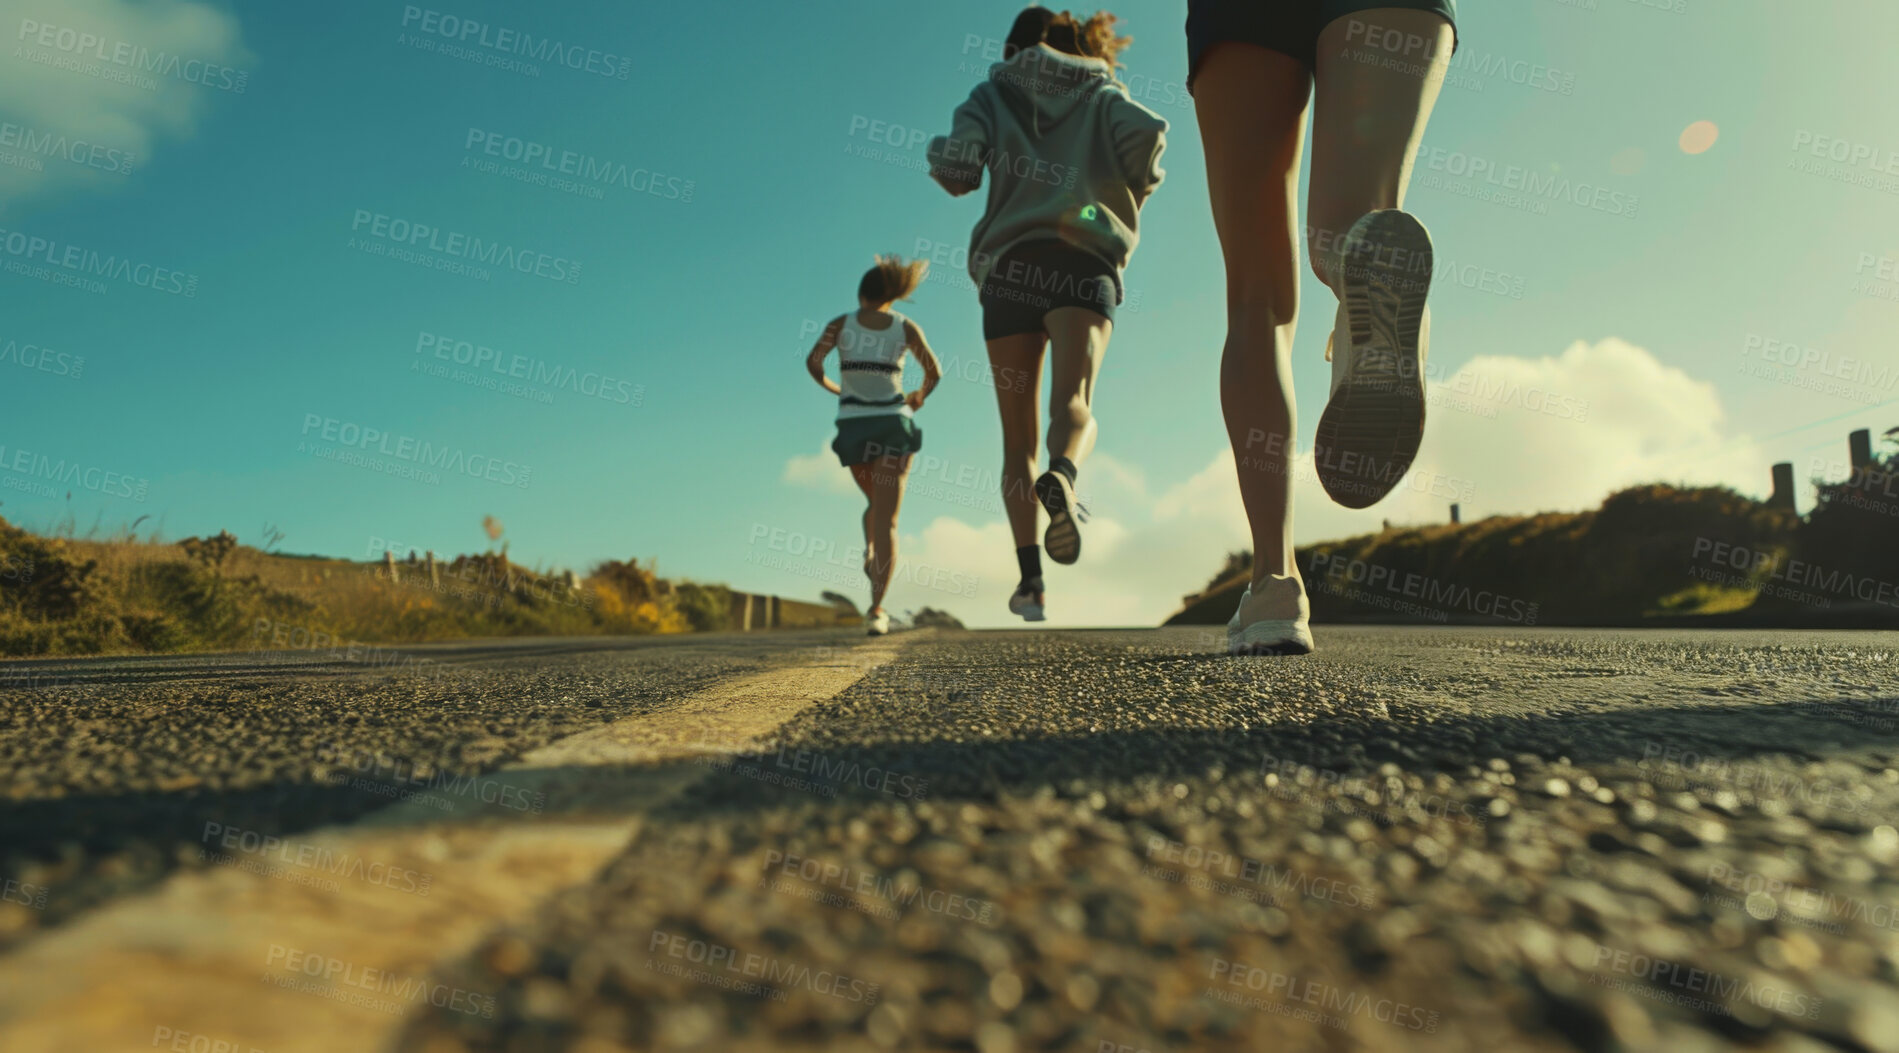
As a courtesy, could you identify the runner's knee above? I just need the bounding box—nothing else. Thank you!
[1223,254,1299,320]
[1226,280,1298,332]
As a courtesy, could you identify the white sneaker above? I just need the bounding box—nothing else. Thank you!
[1314,208,1433,510]
[1226,575,1314,655]
[1008,582,1046,622]
[866,610,890,636]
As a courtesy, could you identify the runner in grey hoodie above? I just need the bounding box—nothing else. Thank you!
[927,8,1166,624]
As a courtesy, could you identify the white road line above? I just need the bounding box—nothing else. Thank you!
[0,635,906,1053]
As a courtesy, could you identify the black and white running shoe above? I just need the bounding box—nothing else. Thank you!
[1034,470,1087,565]
[1314,208,1433,509]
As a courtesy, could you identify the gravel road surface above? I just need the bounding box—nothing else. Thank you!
[3,627,1897,1053]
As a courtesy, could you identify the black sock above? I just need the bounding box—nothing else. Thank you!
[1016,545,1042,586]
[1049,456,1078,485]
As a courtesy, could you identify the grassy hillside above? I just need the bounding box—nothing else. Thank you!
[0,519,747,658]
[1169,454,1899,629]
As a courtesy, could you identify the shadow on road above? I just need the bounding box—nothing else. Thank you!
[10,688,1890,947]
[658,693,1899,821]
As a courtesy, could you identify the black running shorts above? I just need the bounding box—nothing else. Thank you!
[979,239,1118,341]
[1187,0,1459,89]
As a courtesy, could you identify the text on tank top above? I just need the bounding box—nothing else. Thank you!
[835,310,911,420]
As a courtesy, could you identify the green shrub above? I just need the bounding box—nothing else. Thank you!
[0,517,100,620]
[1794,443,1899,603]
[674,582,732,632]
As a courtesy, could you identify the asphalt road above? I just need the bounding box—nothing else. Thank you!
[3,627,1898,1053]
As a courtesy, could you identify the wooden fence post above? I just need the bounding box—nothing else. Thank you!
[1768,462,1795,510]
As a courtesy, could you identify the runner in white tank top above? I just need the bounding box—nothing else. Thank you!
[805,256,944,636]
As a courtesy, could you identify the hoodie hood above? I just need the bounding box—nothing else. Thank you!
[928,40,1168,307]
[989,45,1115,139]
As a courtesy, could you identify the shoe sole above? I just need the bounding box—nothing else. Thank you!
[1227,620,1314,656]
[1314,210,1432,510]
[1231,639,1313,656]
[1035,471,1081,565]
[1012,607,1047,623]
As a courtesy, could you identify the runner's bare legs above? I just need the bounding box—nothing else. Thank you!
[1194,43,1312,582]
[862,453,910,614]
[1042,307,1110,469]
[986,333,1048,549]
[1307,12,1453,295]
[850,464,876,576]
[1197,11,1452,581]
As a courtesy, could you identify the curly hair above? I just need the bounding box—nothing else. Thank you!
[1034,9,1133,68]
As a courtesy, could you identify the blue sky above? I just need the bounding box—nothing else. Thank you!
[2,0,1895,627]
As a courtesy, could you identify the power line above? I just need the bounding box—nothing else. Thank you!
[1661,394,1899,463]
[1753,396,1899,445]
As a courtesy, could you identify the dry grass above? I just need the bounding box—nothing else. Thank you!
[0,517,722,657]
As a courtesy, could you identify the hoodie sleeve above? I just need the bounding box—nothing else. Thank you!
[1105,91,1168,199]
[927,86,992,196]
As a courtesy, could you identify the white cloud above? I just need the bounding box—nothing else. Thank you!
[883,339,1773,628]
[0,0,251,204]
[1408,337,1765,516]
[782,440,857,495]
